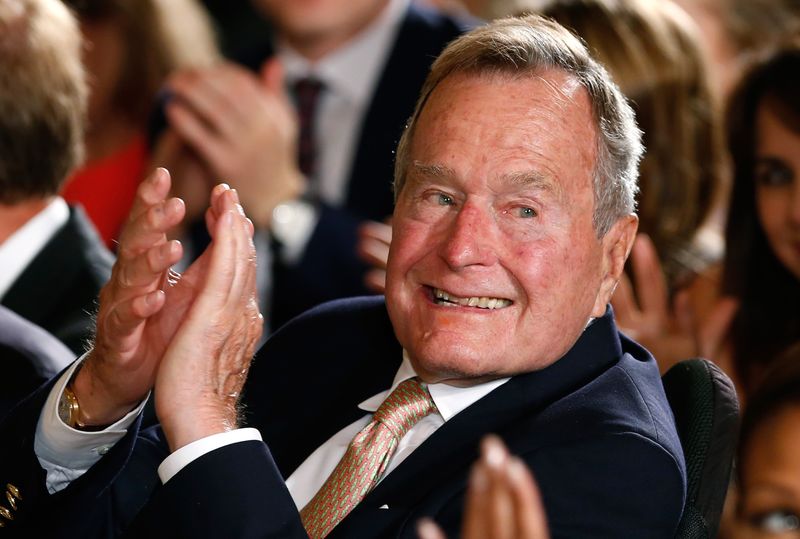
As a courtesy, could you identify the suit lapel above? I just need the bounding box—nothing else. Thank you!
[350,311,623,512]
[2,208,85,327]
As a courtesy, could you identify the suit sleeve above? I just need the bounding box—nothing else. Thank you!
[0,376,158,537]
[127,440,309,539]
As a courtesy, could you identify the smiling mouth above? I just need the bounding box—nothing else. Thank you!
[431,287,512,310]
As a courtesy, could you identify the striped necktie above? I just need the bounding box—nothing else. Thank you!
[300,378,437,538]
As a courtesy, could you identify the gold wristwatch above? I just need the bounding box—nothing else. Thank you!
[57,384,85,429]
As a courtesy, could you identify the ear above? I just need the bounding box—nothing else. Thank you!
[591,214,638,317]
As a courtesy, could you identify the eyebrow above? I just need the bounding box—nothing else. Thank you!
[410,161,456,179]
[502,170,557,189]
[409,161,564,200]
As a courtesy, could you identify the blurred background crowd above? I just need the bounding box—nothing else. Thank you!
[1,0,800,536]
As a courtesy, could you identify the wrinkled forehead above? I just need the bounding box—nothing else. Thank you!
[410,70,599,185]
[415,69,598,147]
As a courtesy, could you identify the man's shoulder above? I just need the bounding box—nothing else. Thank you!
[0,306,73,380]
[507,335,686,537]
[535,332,681,456]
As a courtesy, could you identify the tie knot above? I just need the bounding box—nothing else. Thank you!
[372,378,436,438]
[293,77,325,106]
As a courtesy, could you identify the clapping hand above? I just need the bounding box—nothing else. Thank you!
[165,59,305,229]
[417,436,550,539]
[612,234,739,373]
[72,169,263,444]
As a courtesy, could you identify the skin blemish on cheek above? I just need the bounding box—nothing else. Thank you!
[437,316,455,327]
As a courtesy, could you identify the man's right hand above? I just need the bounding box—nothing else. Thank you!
[70,168,186,426]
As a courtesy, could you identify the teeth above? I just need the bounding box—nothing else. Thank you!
[433,288,511,309]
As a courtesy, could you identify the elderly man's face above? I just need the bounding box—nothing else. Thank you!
[386,71,636,386]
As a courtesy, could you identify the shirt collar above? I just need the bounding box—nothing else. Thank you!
[358,350,510,422]
[278,0,409,105]
[0,197,69,299]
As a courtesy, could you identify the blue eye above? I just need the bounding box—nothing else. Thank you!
[437,193,454,206]
[517,207,537,218]
[752,510,800,532]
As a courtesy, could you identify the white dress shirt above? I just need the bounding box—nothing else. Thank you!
[0,197,69,300]
[35,358,148,494]
[36,351,509,509]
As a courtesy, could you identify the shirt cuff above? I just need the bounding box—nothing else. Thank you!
[35,356,149,493]
[158,428,263,485]
[271,199,319,264]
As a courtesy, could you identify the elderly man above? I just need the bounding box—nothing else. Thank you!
[0,12,685,538]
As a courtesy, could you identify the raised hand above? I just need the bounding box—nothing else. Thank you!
[417,436,550,539]
[611,234,700,372]
[611,234,739,374]
[73,168,187,425]
[154,187,262,452]
[165,59,305,229]
[357,219,392,293]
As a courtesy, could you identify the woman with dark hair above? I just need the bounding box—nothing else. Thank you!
[733,342,800,536]
[720,44,800,395]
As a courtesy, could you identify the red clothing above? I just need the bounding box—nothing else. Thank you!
[62,134,148,249]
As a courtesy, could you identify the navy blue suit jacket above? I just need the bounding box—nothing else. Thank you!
[0,297,685,538]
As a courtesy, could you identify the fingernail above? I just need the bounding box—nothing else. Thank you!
[416,518,439,539]
[167,198,183,213]
[482,436,506,470]
[165,240,179,258]
[145,290,162,306]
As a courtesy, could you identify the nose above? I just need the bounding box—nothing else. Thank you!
[439,201,498,269]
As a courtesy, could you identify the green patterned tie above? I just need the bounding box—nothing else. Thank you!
[300,377,437,538]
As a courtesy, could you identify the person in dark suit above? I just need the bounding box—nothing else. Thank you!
[0,12,685,538]
[156,0,472,329]
[1,206,114,355]
[0,0,114,356]
[0,306,73,419]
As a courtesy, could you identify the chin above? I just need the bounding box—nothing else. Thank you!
[408,337,504,383]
